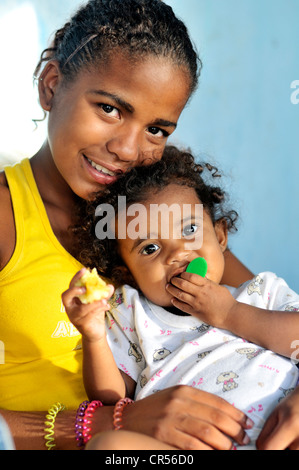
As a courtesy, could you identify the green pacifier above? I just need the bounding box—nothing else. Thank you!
[186,257,208,277]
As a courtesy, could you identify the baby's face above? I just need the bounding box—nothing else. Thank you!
[117,184,228,307]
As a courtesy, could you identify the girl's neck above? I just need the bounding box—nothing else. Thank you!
[30,141,81,255]
[31,141,78,215]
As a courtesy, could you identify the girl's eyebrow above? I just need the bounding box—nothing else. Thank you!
[151,118,177,130]
[87,89,134,113]
[87,89,177,129]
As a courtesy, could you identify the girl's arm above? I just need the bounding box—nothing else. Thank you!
[221,250,254,287]
[0,408,79,450]
[257,386,299,450]
[1,386,253,450]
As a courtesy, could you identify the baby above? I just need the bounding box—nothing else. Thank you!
[64,146,299,449]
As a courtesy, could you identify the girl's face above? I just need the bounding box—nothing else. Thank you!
[117,184,228,307]
[41,53,190,199]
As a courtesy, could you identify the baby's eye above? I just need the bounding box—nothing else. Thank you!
[182,224,198,238]
[147,127,169,138]
[141,243,160,255]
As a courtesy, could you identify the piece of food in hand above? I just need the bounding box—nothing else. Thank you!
[75,268,111,304]
[186,257,208,277]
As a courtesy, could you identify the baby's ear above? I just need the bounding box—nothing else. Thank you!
[214,218,228,253]
[113,266,138,289]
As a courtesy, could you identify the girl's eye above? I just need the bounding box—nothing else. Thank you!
[99,104,120,118]
[148,127,169,138]
[141,243,160,255]
[182,224,198,238]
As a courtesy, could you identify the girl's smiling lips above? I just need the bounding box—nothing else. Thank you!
[83,154,124,185]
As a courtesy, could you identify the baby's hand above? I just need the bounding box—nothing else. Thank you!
[62,269,114,343]
[166,272,237,329]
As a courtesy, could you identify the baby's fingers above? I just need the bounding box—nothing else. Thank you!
[62,285,85,307]
[166,281,194,304]
[106,284,115,300]
[69,268,88,288]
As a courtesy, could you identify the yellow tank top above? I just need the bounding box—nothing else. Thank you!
[0,159,87,411]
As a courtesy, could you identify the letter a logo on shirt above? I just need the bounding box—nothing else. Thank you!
[51,321,80,338]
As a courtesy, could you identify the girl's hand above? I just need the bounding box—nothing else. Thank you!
[120,385,253,450]
[166,272,237,329]
[62,269,114,342]
[257,386,299,450]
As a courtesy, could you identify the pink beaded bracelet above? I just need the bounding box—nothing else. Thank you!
[113,398,134,431]
[75,400,90,449]
[82,400,103,445]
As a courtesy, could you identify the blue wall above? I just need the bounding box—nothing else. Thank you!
[0,0,298,290]
[166,0,299,291]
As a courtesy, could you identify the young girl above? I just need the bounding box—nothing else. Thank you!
[64,145,299,450]
[0,0,256,451]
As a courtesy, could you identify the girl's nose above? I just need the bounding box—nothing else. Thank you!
[106,128,140,164]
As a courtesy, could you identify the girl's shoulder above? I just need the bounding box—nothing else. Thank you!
[0,170,11,209]
[0,170,16,271]
[0,170,8,186]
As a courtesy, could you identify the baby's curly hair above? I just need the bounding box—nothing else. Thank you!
[74,145,238,286]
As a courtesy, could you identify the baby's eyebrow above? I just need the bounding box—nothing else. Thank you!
[129,215,203,253]
[130,237,144,253]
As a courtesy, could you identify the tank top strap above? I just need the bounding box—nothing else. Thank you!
[5,158,52,236]
[5,158,39,223]
[2,158,81,281]
[2,159,32,278]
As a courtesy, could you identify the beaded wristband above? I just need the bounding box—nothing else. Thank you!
[44,402,66,450]
[75,400,90,449]
[113,398,134,431]
[82,400,103,445]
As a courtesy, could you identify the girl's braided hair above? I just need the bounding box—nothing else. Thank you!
[74,145,238,286]
[34,0,201,95]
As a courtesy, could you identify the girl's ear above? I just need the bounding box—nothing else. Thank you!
[214,218,228,253]
[38,61,62,112]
